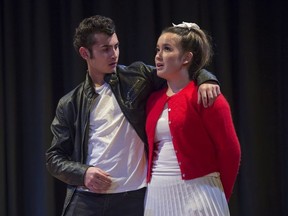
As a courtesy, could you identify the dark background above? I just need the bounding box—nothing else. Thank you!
[1,0,288,215]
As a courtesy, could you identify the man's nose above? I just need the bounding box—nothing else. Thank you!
[111,48,118,58]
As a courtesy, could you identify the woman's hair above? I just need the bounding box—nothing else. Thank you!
[162,22,213,79]
[73,15,116,53]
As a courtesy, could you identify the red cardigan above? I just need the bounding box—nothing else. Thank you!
[145,81,241,200]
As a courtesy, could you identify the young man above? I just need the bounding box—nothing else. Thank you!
[46,15,220,216]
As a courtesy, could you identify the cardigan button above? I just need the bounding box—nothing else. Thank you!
[182,174,185,177]
[168,108,171,111]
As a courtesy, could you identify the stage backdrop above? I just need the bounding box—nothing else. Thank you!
[1,0,287,215]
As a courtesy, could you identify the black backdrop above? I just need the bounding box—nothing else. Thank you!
[1,0,288,215]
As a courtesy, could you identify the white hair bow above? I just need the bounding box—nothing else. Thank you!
[172,22,200,30]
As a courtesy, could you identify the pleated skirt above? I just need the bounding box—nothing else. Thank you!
[144,173,230,216]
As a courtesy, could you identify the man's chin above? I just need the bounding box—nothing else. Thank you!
[109,67,117,73]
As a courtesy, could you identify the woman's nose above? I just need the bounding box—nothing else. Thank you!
[155,51,162,60]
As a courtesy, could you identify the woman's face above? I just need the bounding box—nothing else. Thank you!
[155,32,187,80]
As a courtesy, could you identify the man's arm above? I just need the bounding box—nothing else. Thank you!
[195,69,221,108]
[140,62,221,107]
[46,100,89,186]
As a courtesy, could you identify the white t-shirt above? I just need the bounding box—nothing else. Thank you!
[85,83,147,193]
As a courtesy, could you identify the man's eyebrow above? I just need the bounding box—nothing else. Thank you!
[99,44,109,48]
[100,43,119,48]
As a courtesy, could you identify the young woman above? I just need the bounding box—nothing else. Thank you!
[144,22,241,216]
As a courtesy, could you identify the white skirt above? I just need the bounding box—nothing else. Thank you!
[144,173,230,216]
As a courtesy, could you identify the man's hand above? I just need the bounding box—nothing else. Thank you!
[84,167,112,193]
[197,82,221,108]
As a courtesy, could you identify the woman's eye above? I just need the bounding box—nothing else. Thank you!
[164,46,172,51]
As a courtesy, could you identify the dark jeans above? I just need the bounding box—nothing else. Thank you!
[64,187,146,216]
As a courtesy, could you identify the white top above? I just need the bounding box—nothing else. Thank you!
[85,83,147,193]
[152,104,181,176]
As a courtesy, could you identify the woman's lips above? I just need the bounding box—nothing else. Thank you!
[156,63,164,70]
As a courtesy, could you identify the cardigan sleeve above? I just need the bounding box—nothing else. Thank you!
[200,95,241,200]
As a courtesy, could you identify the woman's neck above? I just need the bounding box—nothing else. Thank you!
[166,78,190,96]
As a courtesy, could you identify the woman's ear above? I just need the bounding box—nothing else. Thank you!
[79,47,90,60]
[183,52,193,64]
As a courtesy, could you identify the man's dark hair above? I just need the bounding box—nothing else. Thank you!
[73,15,116,53]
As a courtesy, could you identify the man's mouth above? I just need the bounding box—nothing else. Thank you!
[109,62,117,67]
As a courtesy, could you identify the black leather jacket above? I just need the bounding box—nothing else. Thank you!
[46,61,217,214]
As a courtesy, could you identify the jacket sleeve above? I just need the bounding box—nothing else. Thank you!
[194,69,219,86]
[136,62,218,89]
[46,99,89,186]
[133,62,166,91]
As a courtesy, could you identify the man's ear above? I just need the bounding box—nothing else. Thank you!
[183,52,193,65]
[79,47,90,59]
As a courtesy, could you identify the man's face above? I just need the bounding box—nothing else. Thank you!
[85,33,119,76]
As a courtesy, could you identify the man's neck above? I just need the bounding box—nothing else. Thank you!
[88,70,105,86]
